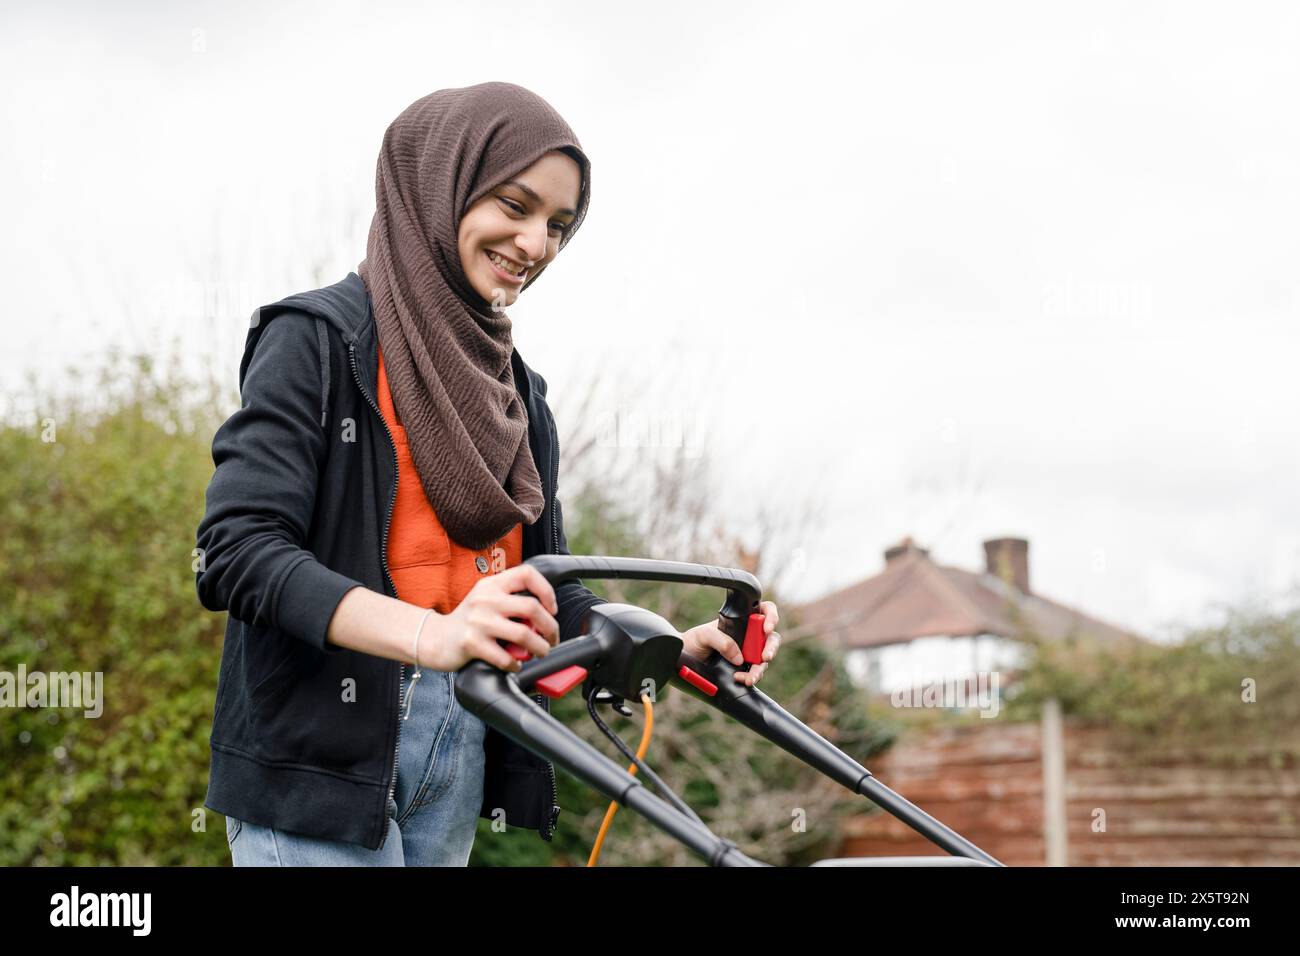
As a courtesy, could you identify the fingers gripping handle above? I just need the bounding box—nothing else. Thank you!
[504,589,587,699]
[503,589,539,661]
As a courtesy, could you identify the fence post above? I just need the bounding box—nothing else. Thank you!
[1041,696,1068,866]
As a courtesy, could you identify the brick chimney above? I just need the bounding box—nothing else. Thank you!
[884,535,929,565]
[983,537,1030,594]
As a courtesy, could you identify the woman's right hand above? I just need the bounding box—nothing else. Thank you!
[420,564,561,673]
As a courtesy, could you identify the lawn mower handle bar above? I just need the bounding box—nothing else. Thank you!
[523,555,761,641]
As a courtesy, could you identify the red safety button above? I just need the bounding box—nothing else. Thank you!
[742,612,767,665]
[678,665,717,697]
[536,665,588,699]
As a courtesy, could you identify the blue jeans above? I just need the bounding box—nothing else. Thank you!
[225,667,487,866]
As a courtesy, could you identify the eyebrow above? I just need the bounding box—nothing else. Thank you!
[502,180,577,219]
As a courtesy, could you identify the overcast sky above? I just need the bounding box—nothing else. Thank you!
[2,0,1297,642]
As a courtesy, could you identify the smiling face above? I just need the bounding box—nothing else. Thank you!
[457,150,583,310]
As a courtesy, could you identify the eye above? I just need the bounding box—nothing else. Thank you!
[499,195,569,237]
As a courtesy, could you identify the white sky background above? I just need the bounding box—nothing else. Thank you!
[2,0,1297,642]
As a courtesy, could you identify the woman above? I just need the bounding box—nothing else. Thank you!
[195,81,782,867]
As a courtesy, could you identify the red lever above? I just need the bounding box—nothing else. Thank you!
[503,640,532,661]
[503,591,554,661]
[678,665,717,697]
[502,618,577,697]
[741,612,767,665]
[503,615,548,661]
[536,665,588,699]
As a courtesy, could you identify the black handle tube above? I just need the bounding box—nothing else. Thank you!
[524,555,761,629]
[857,776,1001,866]
[674,674,876,791]
[513,628,609,689]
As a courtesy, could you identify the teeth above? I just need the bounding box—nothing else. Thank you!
[487,251,525,276]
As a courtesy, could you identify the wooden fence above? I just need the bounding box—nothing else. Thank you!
[837,704,1300,866]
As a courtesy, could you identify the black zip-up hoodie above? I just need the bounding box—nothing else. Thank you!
[195,271,607,851]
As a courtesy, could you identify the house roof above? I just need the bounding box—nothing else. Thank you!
[792,540,1142,650]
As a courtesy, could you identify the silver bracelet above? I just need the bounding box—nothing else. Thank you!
[402,607,436,721]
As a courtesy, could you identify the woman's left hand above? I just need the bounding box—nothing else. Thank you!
[680,600,781,686]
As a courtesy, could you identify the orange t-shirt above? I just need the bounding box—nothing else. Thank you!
[376,344,523,612]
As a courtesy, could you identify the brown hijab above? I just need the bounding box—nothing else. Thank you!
[358,82,591,550]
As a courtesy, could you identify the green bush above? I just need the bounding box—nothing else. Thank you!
[1002,600,1300,762]
[0,348,230,865]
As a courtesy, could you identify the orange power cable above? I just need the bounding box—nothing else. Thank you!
[586,693,654,867]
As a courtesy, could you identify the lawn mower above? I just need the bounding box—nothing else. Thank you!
[454,555,1003,868]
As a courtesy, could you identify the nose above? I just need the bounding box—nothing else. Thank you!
[513,220,548,266]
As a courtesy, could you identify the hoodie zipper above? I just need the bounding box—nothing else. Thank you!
[549,416,560,556]
[537,412,561,840]
[348,341,403,851]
